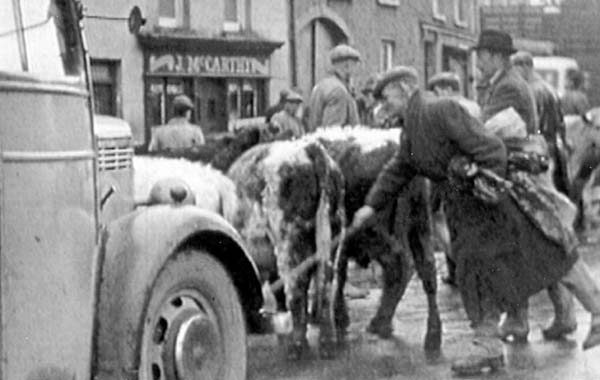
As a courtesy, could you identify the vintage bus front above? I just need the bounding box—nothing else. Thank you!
[0,1,98,379]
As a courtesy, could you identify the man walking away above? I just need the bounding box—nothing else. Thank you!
[307,44,361,131]
[148,94,205,156]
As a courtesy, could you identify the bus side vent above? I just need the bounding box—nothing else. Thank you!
[98,139,133,171]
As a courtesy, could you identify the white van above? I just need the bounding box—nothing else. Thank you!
[533,56,579,97]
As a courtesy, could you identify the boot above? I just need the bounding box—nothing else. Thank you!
[559,259,600,350]
[497,305,529,342]
[450,336,504,376]
[542,283,578,340]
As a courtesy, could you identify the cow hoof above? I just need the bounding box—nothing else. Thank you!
[318,339,337,359]
[366,321,393,339]
[286,338,309,361]
[424,320,442,352]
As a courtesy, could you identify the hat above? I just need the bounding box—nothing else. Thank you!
[329,44,361,64]
[373,66,419,99]
[284,90,303,103]
[172,94,194,111]
[472,29,516,55]
[427,72,461,91]
[511,51,534,67]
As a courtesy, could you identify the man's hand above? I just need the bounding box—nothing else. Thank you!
[350,205,375,230]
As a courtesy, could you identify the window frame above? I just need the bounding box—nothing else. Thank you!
[158,0,185,28]
[454,0,469,28]
[432,0,447,22]
[380,39,395,73]
[223,0,240,32]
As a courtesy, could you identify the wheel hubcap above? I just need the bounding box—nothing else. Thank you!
[146,293,222,380]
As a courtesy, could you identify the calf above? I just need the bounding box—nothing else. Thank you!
[307,126,442,353]
[228,140,345,359]
[133,155,239,221]
[565,108,600,229]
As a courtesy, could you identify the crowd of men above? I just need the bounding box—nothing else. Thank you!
[146,28,600,376]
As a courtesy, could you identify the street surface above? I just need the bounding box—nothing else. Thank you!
[248,245,600,380]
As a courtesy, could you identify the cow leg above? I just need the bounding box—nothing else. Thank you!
[275,229,310,360]
[367,240,414,338]
[409,225,442,353]
[333,252,350,343]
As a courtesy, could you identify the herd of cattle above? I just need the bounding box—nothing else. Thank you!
[133,109,600,359]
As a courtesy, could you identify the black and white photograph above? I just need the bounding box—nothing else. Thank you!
[1,0,600,379]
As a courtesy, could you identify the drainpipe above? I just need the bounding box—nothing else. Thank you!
[289,0,297,87]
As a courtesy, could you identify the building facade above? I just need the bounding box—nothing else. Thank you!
[292,0,480,98]
[84,0,287,147]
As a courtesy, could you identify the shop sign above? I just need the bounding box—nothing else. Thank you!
[148,53,269,77]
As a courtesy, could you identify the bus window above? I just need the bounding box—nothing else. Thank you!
[0,0,84,81]
[0,2,23,72]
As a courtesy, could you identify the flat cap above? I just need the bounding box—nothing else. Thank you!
[329,44,361,63]
[511,50,534,67]
[172,94,194,110]
[285,90,303,102]
[373,66,419,99]
[427,71,461,91]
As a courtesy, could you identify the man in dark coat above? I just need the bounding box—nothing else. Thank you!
[476,31,538,135]
[307,44,361,131]
[351,65,600,376]
[507,50,577,341]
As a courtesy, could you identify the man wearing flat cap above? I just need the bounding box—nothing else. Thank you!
[269,90,305,140]
[428,71,481,120]
[475,29,538,135]
[307,44,361,131]
[148,94,205,155]
[350,65,600,376]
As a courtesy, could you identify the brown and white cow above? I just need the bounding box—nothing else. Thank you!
[307,126,442,353]
[227,139,345,359]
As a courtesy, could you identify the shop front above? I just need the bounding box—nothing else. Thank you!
[138,34,282,145]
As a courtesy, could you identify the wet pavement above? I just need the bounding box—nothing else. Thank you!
[247,245,600,379]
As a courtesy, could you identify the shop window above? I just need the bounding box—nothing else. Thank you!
[91,60,120,116]
[381,40,395,72]
[432,0,446,22]
[454,0,468,28]
[159,0,187,28]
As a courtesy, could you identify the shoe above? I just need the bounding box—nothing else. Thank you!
[344,282,369,299]
[583,323,600,350]
[497,315,529,343]
[450,337,505,376]
[542,320,577,341]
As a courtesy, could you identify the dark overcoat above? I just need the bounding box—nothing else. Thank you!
[307,72,360,131]
[366,91,578,313]
[482,67,539,135]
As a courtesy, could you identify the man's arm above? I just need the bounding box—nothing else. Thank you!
[441,99,507,176]
[364,132,417,211]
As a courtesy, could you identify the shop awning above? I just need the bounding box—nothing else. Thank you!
[138,31,284,56]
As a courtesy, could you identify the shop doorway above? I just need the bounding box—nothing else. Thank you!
[442,46,469,97]
[196,77,227,134]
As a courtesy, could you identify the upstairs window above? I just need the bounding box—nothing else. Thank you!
[454,0,468,27]
[224,0,240,32]
[381,40,395,72]
[159,0,186,28]
[433,0,446,22]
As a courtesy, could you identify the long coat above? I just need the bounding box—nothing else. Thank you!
[366,91,577,315]
[307,72,359,131]
[482,67,538,135]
